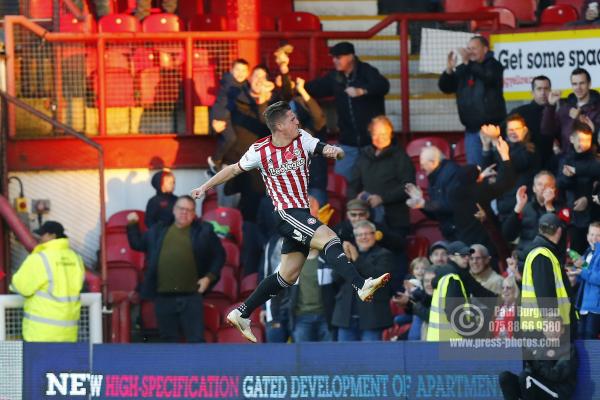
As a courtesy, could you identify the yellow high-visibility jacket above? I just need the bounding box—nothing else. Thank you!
[11,238,85,342]
[426,273,469,342]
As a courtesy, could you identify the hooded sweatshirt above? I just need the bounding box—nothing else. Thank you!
[145,170,177,228]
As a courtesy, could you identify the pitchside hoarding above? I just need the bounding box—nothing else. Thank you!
[491,29,600,101]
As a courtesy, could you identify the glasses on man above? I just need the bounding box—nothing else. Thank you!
[470,256,486,261]
[175,206,195,213]
[355,231,375,238]
[348,212,367,218]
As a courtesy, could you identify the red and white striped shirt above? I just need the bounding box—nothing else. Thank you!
[238,129,319,210]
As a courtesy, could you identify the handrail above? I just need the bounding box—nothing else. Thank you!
[0,91,108,307]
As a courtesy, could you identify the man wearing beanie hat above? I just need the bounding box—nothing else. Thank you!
[305,41,390,180]
[11,221,85,342]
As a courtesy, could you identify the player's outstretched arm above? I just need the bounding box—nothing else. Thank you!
[321,144,345,160]
[190,163,244,199]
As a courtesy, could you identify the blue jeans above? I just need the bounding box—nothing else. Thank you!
[337,317,383,341]
[407,315,423,340]
[293,313,332,342]
[334,145,360,181]
[464,130,483,166]
[154,293,204,343]
[265,319,290,343]
[579,312,600,339]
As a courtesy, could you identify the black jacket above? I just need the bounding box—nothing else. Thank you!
[558,148,600,228]
[306,59,390,147]
[144,170,177,228]
[127,220,225,299]
[348,144,415,229]
[421,159,461,240]
[211,72,247,121]
[525,346,578,399]
[482,141,538,219]
[331,246,394,330]
[438,52,506,131]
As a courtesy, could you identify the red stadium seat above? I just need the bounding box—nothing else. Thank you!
[555,0,585,14]
[540,5,579,26]
[203,302,221,336]
[142,13,182,32]
[91,68,135,107]
[414,223,444,244]
[382,324,412,341]
[206,266,238,304]
[406,235,431,262]
[409,208,428,226]
[85,270,102,292]
[99,14,140,32]
[239,273,258,300]
[106,231,145,268]
[278,12,322,31]
[201,188,219,214]
[107,210,146,232]
[443,0,487,13]
[188,14,227,31]
[471,7,517,30]
[202,207,243,247]
[326,172,348,227]
[259,0,293,17]
[106,261,139,293]
[452,138,467,165]
[406,136,451,165]
[493,0,537,24]
[192,65,218,106]
[140,300,158,329]
[221,239,240,275]
[217,326,264,343]
[260,15,277,31]
[27,0,53,19]
[59,14,97,32]
[178,0,204,23]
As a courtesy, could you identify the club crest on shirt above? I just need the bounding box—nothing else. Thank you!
[284,150,294,161]
[307,217,317,225]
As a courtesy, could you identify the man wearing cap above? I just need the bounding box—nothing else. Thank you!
[427,241,496,341]
[428,241,449,267]
[305,41,390,180]
[10,221,85,342]
[520,213,576,341]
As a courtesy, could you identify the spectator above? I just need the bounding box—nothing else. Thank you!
[393,257,432,340]
[406,146,461,241]
[426,241,496,341]
[481,117,538,222]
[145,168,177,228]
[305,41,390,180]
[438,36,506,166]
[519,213,575,341]
[509,75,555,171]
[571,222,600,339]
[127,195,225,342]
[135,0,176,20]
[208,59,250,174]
[574,0,600,25]
[348,115,415,236]
[332,220,394,341]
[334,198,406,254]
[558,121,600,253]
[542,67,600,154]
[492,275,519,338]
[469,244,504,295]
[428,241,449,267]
[10,221,85,342]
[502,171,562,263]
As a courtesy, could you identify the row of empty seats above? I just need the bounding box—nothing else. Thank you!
[446,0,585,27]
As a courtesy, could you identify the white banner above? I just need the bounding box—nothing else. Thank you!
[491,29,600,100]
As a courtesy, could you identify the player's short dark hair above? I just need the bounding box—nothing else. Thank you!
[470,35,489,48]
[571,67,591,83]
[232,58,249,67]
[571,120,593,136]
[531,75,551,91]
[264,101,291,132]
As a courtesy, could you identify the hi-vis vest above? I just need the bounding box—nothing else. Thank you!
[520,247,571,333]
[426,273,469,342]
[10,238,85,342]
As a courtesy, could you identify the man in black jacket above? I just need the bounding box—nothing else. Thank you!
[438,36,506,166]
[509,75,554,171]
[305,42,390,180]
[127,195,225,342]
[405,146,460,241]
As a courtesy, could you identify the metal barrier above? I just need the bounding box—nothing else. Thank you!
[3,12,501,138]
